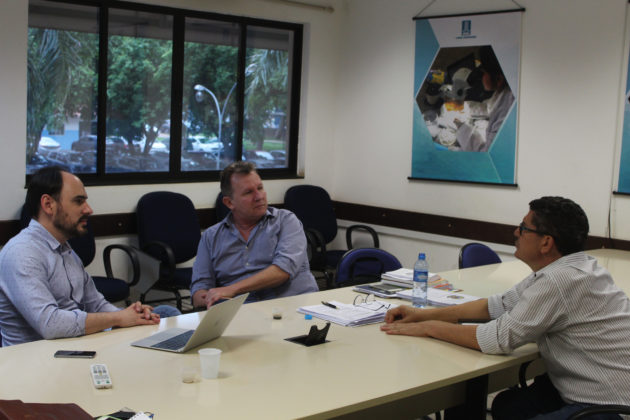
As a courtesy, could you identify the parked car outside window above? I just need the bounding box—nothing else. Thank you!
[186,135,224,155]
[242,150,276,168]
[71,135,97,152]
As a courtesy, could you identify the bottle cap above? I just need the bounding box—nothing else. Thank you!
[304,314,312,320]
[419,253,426,259]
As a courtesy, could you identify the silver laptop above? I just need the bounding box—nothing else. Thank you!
[131,293,248,353]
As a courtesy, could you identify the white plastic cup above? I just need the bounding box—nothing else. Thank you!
[198,348,222,379]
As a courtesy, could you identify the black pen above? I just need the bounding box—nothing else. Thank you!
[321,301,338,309]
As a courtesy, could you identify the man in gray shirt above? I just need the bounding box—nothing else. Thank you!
[191,161,317,308]
[0,166,164,346]
[381,196,630,419]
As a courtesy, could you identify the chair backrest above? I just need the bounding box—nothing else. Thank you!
[136,191,201,264]
[19,202,33,230]
[20,204,95,267]
[335,248,402,287]
[459,242,501,269]
[284,185,338,244]
[215,192,231,222]
[68,223,96,267]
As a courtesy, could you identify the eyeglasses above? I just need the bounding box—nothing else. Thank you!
[353,294,391,312]
[518,223,551,237]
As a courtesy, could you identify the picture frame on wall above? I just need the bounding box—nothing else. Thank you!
[616,6,630,195]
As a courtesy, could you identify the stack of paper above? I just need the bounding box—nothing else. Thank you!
[297,300,398,327]
[396,288,481,307]
[380,268,413,286]
[381,268,442,288]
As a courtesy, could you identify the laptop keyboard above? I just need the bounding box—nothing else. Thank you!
[151,330,194,350]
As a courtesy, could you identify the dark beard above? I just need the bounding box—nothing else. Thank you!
[53,216,88,239]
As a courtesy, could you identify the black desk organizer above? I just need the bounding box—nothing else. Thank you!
[285,322,331,347]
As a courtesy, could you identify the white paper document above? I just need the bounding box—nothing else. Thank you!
[297,300,398,327]
[381,268,414,283]
[396,288,481,307]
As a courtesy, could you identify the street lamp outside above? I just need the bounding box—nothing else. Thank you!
[193,83,236,169]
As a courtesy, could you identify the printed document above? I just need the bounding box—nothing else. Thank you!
[297,300,398,327]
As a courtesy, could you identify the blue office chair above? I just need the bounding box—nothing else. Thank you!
[215,192,231,222]
[335,248,402,287]
[459,242,501,269]
[136,191,201,312]
[19,204,139,304]
[284,185,379,289]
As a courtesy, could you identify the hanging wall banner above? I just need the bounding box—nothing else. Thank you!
[410,11,521,185]
[617,19,630,193]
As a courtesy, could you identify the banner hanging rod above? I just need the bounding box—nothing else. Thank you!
[414,8,525,21]
[414,0,525,20]
[264,0,334,13]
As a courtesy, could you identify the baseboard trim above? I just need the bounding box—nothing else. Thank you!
[1,201,627,251]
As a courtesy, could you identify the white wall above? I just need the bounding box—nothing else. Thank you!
[328,0,630,270]
[332,0,628,233]
[2,0,630,276]
[0,1,28,218]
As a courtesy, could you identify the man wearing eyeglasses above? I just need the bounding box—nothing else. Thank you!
[381,196,630,420]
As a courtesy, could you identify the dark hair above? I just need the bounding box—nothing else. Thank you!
[529,196,589,256]
[220,161,257,197]
[25,166,66,221]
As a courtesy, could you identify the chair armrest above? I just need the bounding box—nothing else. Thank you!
[102,244,141,287]
[140,240,177,281]
[567,404,630,420]
[345,224,379,249]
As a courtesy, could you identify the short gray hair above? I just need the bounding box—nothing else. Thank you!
[220,161,257,197]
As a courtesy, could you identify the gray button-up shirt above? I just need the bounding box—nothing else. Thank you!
[191,207,318,302]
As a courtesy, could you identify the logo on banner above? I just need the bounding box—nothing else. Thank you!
[457,20,476,39]
[461,20,471,35]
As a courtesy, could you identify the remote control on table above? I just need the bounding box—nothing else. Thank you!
[90,364,112,389]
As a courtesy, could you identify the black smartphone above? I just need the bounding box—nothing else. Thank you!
[54,350,96,359]
[359,285,396,295]
[359,284,405,295]
[369,283,405,293]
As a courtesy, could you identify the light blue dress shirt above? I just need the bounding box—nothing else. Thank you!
[191,207,318,303]
[0,220,119,346]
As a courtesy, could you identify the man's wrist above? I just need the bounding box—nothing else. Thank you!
[226,282,241,296]
[112,309,123,327]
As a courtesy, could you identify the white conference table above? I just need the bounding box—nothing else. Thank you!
[0,249,627,419]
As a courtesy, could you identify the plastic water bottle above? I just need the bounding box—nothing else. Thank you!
[413,253,428,308]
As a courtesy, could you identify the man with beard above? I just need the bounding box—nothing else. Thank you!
[0,166,167,346]
[381,197,630,419]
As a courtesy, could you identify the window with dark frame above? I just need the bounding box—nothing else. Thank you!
[26,0,302,185]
